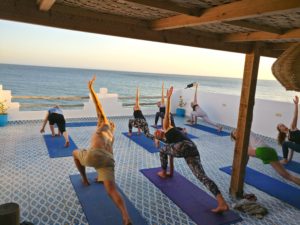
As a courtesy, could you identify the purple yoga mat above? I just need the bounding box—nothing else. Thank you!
[140,167,242,225]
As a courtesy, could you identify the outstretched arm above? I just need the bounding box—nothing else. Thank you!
[163,86,174,131]
[193,83,198,105]
[161,82,165,105]
[135,86,140,110]
[291,96,299,130]
[88,75,109,125]
[40,112,49,133]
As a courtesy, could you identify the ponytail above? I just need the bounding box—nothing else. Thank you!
[277,126,287,145]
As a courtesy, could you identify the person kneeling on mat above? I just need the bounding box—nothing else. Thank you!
[72,76,132,225]
[154,86,229,213]
[231,129,300,186]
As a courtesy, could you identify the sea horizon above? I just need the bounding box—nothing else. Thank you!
[0,63,297,111]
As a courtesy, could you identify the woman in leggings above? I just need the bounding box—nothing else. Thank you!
[155,86,229,213]
[154,82,166,127]
[231,129,300,186]
[188,83,222,132]
[277,96,300,164]
[128,87,154,140]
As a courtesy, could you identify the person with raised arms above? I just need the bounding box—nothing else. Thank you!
[154,86,229,213]
[128,86,154,140]
[72,76,131,225]
[188,83,222,132]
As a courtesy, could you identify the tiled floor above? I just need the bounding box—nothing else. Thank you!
[0,116,300,225]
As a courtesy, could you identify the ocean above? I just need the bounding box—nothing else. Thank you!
[0,63,297,111]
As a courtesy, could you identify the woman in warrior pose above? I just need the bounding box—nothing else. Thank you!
[188,83,222,132]
[155,86,229,213]
[72,76,131,225]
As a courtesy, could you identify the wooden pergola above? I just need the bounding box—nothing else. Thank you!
[1,0,300,197]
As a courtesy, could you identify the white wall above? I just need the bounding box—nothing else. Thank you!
[170,88,293,139]
[2,84,295,140]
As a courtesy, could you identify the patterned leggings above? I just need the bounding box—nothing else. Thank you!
[128,118,154,140]
[160,140,220,196]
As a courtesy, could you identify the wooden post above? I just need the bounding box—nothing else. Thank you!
[229,45,260,198]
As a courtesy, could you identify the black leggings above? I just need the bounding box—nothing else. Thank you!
[159,140,220,196]
[282,141,300,159]
[154,112,175,126]
[128,118,154,140]
[48,113,66,133]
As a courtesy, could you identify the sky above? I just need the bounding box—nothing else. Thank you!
[0,19,277,80]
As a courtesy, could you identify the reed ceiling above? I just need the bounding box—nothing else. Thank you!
[0,0,300,89]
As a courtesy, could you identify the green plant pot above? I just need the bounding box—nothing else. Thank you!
[0,114,8,126]
[176,108,185,117]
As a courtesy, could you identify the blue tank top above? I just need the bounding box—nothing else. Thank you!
[48,107,63,115]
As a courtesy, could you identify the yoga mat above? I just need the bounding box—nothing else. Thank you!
[185,124,230,136]
[70,173,148,225]
[150,125,198,139]
[220,166,300,209]
[284,161,300,174]
[140,167,242,225]
[66,121,97,127]
[43,134,77,158]
[278,157,300,174]
[122,132,160,153]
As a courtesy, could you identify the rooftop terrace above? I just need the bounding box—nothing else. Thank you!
[1,115,300,225]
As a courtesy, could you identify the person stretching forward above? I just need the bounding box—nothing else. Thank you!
[231,129,300,186]
[72,76,131,225]
[155,86,229,213]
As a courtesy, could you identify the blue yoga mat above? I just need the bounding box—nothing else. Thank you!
[277,157,300,174]
[284,161,300,174]
[43,135,77,158]
[66,121,97,127]
[122,132,159,153]
[70,173,148,225]
[150,125,198,139]
[140,167,242,225]
[185,124,230,136]
[220,166,300,209]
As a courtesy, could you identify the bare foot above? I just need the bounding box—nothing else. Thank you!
[82,178,90,186]
[64,141,70,148]
[217,126,223,132]
[157,171,167,178]
[153,124,157,128]
[137,128,141,135]
[128,132,132,136]
[211,203,229,213]
[280,159,288,164]
[166,172,173,178]
[123,218,132,225]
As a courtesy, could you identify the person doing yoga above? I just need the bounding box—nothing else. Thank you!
[277,96,300,164]
[231,130,300,186]
[40,105,70,147]
[155,86,229,213]
[154,82,166,127]
[72,76,131,225]
[188,83,222,132]
[128,87,154,140]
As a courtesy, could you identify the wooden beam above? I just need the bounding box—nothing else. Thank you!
[0,0,253,54]
[37,0,55,11]
[151,0,300,30]
[224,28,300,42]
[124,0,204,16]
[230,45,260,198]
[224,21,283,34]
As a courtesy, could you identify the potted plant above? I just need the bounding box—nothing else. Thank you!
[0,99,8,126]
[176,95,186,117]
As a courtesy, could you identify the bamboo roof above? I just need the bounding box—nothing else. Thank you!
[1,0,300,89]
